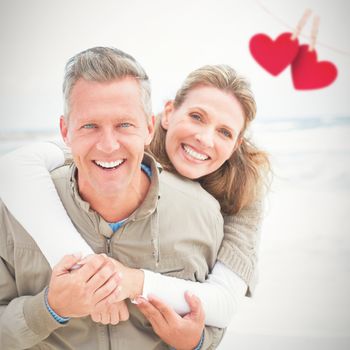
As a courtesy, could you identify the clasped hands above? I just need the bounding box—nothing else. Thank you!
[47,253,141,324]
[47,253,204,350]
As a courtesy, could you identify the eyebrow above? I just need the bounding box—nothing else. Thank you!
[75,114,139,123]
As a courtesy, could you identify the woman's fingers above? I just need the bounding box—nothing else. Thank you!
[118,301,130,322]
[100,311,111,325]
[90,301,128,325]
[90,310,101,323]
[108,303,120,325]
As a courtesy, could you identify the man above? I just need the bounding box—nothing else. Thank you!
[0,47,224,349]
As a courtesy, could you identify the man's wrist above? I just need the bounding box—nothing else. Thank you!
[44,287,70,324]
[192,330,205,350]
[168,330,204,350]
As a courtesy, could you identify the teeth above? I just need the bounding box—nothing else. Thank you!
[95,160,124,169]
[183,145,209,161]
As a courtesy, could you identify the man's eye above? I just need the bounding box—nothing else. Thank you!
[119,122,132,128]
[82,124,96,129]
[190,113,202,121]
[219,128,232,138]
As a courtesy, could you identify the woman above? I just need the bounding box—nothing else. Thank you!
[0,64,270,333]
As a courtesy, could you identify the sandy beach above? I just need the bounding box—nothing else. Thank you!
[217,117,350,349]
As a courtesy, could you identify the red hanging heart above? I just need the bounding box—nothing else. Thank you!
[291,45,338,90]
[249,32,300,76]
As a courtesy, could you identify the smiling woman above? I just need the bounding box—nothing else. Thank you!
[161,85,245,180]
[150,64,269,215]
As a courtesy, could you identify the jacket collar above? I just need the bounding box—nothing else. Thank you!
[68,152,161,225]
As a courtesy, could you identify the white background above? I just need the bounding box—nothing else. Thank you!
[0,0,349,131]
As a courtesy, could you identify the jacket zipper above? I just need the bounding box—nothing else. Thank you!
[106,237,111,255]
[105,236,112,349]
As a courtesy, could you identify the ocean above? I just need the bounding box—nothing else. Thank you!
[1,116,349,349]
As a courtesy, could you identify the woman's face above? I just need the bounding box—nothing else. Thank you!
[162,85,245,179]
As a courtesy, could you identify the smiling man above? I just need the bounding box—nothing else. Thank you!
[0,47,225,349]
[60,76,154,222]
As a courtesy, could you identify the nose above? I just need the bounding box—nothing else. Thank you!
[195,128,214,148]
[96,129,120,153]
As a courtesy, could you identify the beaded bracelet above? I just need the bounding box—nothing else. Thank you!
[44,287,70,324]
[193,331,205,350]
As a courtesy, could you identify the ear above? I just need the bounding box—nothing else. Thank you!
[232,136,243,154]
[144,115,156,146]
[60,115,70,146]
[161,100,175,130]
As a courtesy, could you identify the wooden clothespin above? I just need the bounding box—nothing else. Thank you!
[291,9,312,40]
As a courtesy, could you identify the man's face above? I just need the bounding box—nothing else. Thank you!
[60,77,154,200]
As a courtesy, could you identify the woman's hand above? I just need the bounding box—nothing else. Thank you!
[109,258,145,301]
[77,255,144,301]
[136,292,205,350]
[90,300,129,325]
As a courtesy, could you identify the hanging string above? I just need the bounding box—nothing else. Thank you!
[256,0,350,57]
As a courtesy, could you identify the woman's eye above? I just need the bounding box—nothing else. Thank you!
[219,128,232,138]
[82,123,96,129]
[190,113,202,121]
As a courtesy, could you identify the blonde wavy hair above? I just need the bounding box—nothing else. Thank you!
[148,64,271,215]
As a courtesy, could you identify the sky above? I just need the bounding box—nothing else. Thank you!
[0,0,349,131]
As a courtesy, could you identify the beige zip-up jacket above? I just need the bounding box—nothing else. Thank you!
[0,154,225,349]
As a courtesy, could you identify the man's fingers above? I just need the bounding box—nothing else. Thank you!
[77,254,108,282]
[136,297,166,330]
[147,294,180,323]
[93,278,122,306]
[183,292,205,322]
[52,253,82,275]
[87,259,119,292]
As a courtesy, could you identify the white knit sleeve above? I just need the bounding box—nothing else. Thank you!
[142,261,247,327]
[0,141,94,267]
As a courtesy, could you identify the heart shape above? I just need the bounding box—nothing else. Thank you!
[291,45,338,90]
[249,32,300,76]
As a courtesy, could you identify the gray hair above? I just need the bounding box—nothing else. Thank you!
[63,47,152,120]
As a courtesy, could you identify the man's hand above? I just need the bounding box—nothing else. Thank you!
[90,300,129,325]
[136,292,205,350]
[76,256,144,301]
[47,254,121,318]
